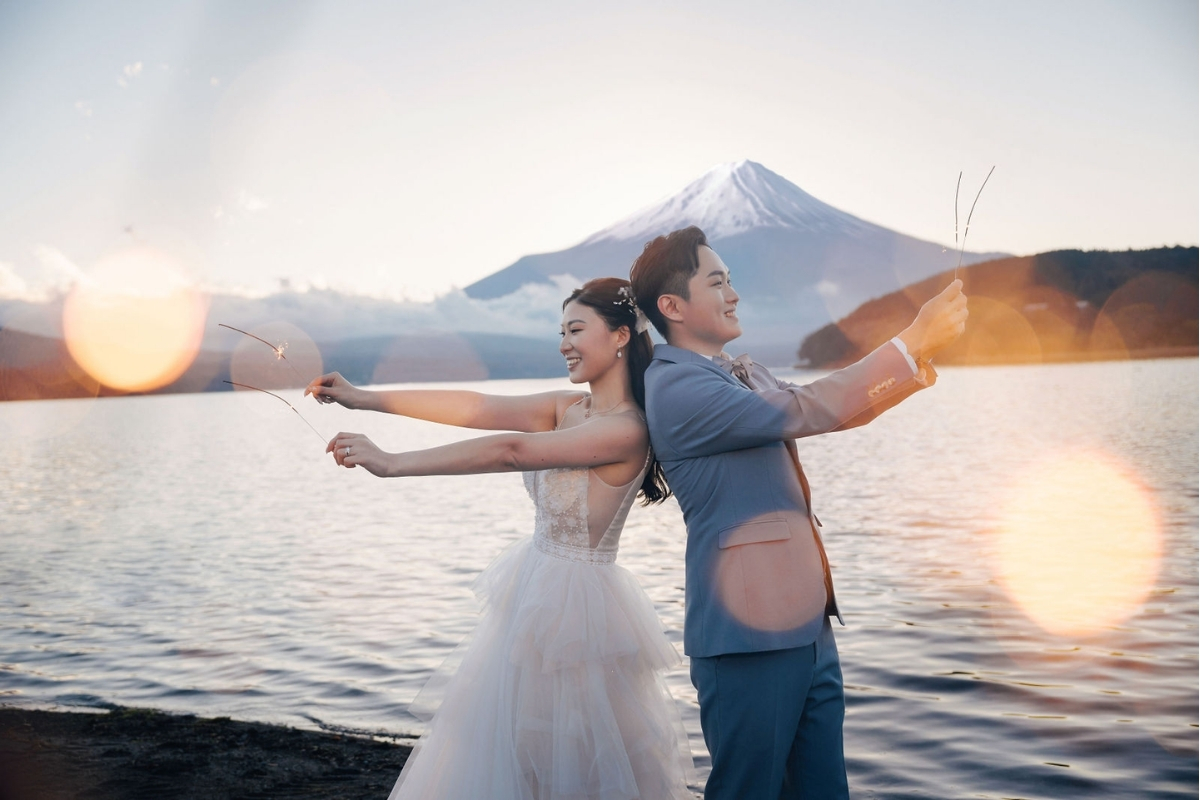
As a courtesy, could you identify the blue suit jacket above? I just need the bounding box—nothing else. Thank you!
[645,342,932,657]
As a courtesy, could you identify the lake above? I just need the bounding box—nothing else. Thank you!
[1,358,1196,798]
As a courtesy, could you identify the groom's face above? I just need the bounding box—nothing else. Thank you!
[674,246,742,349]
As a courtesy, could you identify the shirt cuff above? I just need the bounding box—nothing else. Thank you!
[889,336,918,375]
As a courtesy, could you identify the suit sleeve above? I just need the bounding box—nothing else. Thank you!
[775,343,937,433]
[651,342,934,460]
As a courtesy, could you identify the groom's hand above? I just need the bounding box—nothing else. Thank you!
[897,279,969,362]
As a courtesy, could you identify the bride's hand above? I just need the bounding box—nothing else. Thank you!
[306,372,363,409]
[327,432,391,477]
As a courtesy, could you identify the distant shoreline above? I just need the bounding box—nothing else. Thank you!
[3,343,1196,403]
[932,345,1199,367]
[0,704,412,799]
[798,346,1199,370]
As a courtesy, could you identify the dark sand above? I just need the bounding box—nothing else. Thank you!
[0,706,411,800]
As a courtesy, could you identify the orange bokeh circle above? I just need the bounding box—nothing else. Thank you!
[62,246,208,392]
[994,451,1162,637]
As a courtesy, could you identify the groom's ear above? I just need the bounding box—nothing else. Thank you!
[658,294,685,325]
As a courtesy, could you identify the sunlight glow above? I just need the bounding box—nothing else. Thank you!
[62,247,207,392]
[960,296,1042,364]
[994,452,1162,637]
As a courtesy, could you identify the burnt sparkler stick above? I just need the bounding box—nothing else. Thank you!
[955,166,995,280]
[953,171,962,277]
[218,323,308,384]
[224,380,328,444]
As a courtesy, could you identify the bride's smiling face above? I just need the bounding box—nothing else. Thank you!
[560,301,628,384]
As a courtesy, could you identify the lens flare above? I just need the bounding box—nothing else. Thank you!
[62,247,207,392]
[1089,271,1199,358]
[713,514,828,633]
[959,295,1042,364]
[994,452,1161,637]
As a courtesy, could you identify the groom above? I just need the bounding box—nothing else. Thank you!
[630,226,967,798]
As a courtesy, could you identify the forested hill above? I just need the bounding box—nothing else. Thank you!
[797,247,1198,368]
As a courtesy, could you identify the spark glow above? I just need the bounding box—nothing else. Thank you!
[226,320,321,392]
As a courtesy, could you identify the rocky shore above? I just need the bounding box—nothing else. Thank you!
[0,706,411,800]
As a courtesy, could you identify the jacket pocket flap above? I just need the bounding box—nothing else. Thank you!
[718,518,792,549]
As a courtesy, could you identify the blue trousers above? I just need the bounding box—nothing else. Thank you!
[690,619,848,799]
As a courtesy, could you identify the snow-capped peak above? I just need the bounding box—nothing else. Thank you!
[582,160,872,245]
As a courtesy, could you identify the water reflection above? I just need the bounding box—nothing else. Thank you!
[0,360,1196,798]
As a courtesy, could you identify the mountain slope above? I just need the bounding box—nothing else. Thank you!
[0,326,568,402]
[466,161,1006,346]
[797,247,1199,367]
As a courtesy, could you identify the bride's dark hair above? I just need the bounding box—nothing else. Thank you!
[563,277,671,505]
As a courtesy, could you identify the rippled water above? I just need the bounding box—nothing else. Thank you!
[1,359,1196,798]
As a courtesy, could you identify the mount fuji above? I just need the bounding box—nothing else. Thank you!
[467,160,1006,359]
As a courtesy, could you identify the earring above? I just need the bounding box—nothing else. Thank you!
[617,349,623,358]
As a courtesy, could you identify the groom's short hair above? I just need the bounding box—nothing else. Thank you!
[629,225,709,339]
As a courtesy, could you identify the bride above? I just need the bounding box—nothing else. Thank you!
[305,277,693,799]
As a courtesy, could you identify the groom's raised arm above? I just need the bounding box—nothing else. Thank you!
[648,342,930,461]
[775,339,936,434]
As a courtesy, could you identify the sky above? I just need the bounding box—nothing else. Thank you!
[0,0,1196,302]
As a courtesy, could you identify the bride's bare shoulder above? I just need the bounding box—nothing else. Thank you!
[553,391,591,424]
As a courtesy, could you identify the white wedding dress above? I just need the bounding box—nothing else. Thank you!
[389,411,693,800]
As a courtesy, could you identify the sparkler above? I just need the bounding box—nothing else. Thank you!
[954,166,995,281]
[954,171,962,262]
[223,380,327,444]
[218,323,308,384]
[219,323,326,444]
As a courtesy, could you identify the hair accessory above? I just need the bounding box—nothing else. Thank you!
[633,308,650,335]
[615,285,648,334]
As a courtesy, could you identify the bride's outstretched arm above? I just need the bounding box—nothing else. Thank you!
[325,415,646,478]
[305,371,581,433]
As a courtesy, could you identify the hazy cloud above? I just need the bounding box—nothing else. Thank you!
[0,251,82,303]
[32,245,84,291]
[74,100,92,117]
[117,61,143,88]
[195,274,581,351]
[0,262,36,301]
[237,190,267,213]
[431,274,579,338]
[815,280,839,297]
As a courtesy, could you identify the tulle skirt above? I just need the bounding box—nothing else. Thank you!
[389,537,694,800]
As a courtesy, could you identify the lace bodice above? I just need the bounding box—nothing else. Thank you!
[523,463,647,564]
[522,404,650,565]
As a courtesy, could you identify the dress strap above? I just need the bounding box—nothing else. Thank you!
[555,395,589,431]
